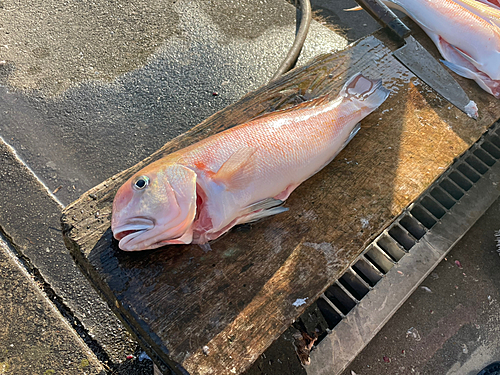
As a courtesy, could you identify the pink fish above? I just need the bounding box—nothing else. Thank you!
[383,0,500,98]
[111,73,389,251]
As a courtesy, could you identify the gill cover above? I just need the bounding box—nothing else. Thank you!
[155,163,198,245]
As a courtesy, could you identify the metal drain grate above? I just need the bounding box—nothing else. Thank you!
[301,120,500,375]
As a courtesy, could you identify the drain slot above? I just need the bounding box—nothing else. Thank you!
[481,141,500,159]
[378,234,407,260]
[338,270,370,301]
[488,134,500,150]
[440,178,464,200]
[399,214,426,240]
[352,258,383,287]
[365,246,394,273]
[430,186,455,209]
[410,205,437,229]
[457,163,480,183]
[465,155,488,174]
[387,226,414,252]
[449,171,473,191]
[473,148,495,166]
[420,196,446,219]
[316,298,343,329]
[324,284,357,315]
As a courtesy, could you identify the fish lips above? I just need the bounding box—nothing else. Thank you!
[112,218,155,250]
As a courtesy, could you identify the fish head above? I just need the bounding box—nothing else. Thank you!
[111,160,198,251]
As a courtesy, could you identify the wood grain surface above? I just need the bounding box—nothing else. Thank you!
[61,24,500,375]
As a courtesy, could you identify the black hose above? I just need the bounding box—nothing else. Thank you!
[270,0,312,81]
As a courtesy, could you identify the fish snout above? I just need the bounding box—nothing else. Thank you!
[112,218,155,249]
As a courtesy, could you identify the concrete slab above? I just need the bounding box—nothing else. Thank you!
[0,236,104,374]
[310,0,379,41]
[0,138,140,369]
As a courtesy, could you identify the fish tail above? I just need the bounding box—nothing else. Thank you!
[340,73,391,109]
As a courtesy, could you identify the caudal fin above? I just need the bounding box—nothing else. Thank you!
[339,73,391,109]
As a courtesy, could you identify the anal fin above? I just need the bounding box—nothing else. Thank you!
[345,123,361,146]
[338,123,361,154]
[238,206,289,225]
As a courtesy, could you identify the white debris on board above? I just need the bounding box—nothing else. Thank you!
[202,346,210,356]
[360,218,369,228]
[293,298,308,307]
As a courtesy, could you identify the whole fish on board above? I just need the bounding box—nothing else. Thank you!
[381,0,500,98]
[111,73,390,251]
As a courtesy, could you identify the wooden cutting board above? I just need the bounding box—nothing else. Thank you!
[61,23,500,375]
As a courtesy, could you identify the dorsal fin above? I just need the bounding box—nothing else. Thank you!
[250,94,332,122]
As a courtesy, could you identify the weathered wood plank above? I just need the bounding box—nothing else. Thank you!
[61,24,500,375]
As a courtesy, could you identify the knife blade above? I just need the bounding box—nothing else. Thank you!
[355,0,478,119]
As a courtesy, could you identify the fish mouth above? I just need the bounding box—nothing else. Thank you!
[113,219,155,244]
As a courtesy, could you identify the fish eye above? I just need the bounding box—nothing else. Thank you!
[133,175,150,190]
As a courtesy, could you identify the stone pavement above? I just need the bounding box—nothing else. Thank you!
[0,236,104,375]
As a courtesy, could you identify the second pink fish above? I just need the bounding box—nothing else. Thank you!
[383,0,500,98]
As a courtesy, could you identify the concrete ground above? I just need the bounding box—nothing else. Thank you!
[1,0,498,374]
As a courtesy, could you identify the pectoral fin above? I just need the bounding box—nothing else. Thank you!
[238,206,289,224]
[241,197,285,215]
[213,147,257,190]
[450,45,483,71]
[236,197,288,224]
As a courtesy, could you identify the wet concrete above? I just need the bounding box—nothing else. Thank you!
[0,139,139,367]
[0,237,104,374]
[309,0,379,42]
[1,0,347,206]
